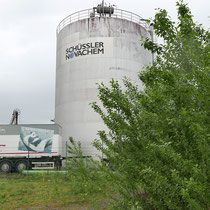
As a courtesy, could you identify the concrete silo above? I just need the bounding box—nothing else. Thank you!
[55,3,152,158]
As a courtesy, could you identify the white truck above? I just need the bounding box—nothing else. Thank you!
[0,124,62,173]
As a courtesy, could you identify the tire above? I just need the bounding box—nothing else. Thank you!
[0,160,12,173]
[15,160,28,173]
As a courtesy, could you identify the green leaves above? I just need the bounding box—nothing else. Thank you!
[90,0,210,209]
[152,9,176,42]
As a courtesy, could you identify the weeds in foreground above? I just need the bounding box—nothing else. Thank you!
[0,172,110,209]
[66,137,115,208]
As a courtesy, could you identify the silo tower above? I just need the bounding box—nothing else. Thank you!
[55,2,153,158]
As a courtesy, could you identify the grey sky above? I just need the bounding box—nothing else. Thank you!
[0,0,209,124]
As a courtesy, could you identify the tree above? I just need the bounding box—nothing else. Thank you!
[91,1,210,209]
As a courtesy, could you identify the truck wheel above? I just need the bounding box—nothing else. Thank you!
[15,160,28,173]
[0,160,12,173]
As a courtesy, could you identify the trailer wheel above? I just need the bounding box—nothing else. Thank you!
[0,160,12,173]
[15,160,28,173]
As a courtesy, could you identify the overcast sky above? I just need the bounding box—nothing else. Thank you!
[0,0,209,124]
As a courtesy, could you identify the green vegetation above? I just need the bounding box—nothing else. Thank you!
[0,173,111,209]
[66,137,115,206]
[91,0,210,209]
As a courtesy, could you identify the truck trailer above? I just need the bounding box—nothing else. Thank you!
[0,124,62,173]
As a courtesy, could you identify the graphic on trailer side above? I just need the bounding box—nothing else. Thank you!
[18,127,54,154]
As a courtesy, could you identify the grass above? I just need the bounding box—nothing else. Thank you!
[0,173,111,209]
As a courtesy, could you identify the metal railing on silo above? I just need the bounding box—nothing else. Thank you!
[56,8,150,35]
